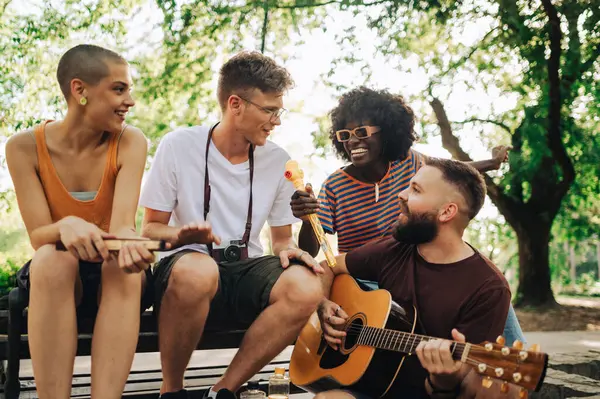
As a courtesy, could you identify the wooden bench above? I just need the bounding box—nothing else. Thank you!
[0,287,301,398]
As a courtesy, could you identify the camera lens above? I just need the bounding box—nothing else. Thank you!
[224,245,241,262]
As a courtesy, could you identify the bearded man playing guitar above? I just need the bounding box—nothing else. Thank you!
[302,158,526,399]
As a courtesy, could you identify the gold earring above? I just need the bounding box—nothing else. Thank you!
[80,97,87,106]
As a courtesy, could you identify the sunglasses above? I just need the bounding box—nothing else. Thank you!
[335,126,381,142]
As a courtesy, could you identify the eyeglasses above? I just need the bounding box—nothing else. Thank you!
[335,126,381,142]
[238,95,288,122]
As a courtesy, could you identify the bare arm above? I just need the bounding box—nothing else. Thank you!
[6,131,64,249]
[298,222,320,257]
[270,224,296,256]
[416,146,509,173]
[109,127,148,237]
[318,253,349,299]
[142,208,180,244]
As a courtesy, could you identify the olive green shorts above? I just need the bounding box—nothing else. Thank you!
[152,250,285,329]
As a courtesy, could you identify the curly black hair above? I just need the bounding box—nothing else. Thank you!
[329,86,417,163]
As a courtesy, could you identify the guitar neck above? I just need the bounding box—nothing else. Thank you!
[358,326,468,361]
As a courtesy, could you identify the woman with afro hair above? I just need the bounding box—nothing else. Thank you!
[290,86,524,345]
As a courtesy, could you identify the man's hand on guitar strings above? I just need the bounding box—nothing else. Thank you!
[318,299,349,350]
[416,328,468,391]
[280,248,324,274]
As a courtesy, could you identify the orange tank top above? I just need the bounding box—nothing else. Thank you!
[34,120,121,232]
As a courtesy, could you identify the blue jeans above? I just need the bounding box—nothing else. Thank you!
[503,303,526,345]
[355,279,526,345]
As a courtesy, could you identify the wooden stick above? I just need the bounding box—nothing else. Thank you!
[56,238,168,252]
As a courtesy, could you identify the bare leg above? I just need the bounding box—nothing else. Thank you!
[214,265,322,392]
[28,245,82,399]
[90,258,145,398]
[158,253,219,394]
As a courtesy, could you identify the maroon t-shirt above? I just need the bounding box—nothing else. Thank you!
[345,236,511,395]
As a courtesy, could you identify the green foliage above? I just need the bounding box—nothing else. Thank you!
[0,0,598,303]
[305,0,600,306]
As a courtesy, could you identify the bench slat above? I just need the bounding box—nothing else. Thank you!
[0,328,248,359]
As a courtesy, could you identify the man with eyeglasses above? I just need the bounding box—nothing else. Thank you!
[140,51,324,399]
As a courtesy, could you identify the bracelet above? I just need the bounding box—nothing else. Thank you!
[427,374,460,396]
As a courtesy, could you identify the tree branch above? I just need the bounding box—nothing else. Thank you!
[429,97,522,225]
[0,0,13,18]
[272,0,391,9]
[539,0,575,211]
[452,118,513,134]
[260,0,269,53]
[443,27,500,74]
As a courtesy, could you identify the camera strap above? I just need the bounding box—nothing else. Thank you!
[204,122,254,253]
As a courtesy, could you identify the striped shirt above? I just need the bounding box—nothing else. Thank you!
[317,149,423,253]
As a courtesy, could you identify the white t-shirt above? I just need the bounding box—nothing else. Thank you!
[139,125,299,258]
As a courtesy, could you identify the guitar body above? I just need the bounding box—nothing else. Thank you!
[290,274,417,398]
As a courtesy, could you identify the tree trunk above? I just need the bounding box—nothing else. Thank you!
[514,222,558,308]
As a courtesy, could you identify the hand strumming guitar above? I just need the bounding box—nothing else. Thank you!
[317,298,350,350]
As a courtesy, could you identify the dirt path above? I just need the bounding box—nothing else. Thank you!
[516,295,600,332]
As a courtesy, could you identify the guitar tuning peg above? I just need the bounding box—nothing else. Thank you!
[512,339,523,350]
[519,388,529,398]
[529,343,541,352]
[500,382,509,393]
[513,372,523,383]
[496,335,506,345]
[482,376,493,388]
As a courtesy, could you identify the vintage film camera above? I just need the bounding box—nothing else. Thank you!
[211,239,248,262]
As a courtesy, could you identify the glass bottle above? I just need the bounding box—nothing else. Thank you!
[240,380,266,399]
[268,367,290,399]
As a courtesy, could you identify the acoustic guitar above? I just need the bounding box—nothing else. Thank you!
[289,274,548,398]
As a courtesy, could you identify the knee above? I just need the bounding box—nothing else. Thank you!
[165,254,219,306]
[101,259,144,298]
[29,245,78,291]
[277,267,323,314]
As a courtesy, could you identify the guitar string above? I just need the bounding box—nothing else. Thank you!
[338,325,526,375]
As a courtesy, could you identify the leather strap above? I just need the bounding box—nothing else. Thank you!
[204,122,254,252]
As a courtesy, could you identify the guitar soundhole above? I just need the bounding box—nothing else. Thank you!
[343,318,363,351]
[318,313,366,370]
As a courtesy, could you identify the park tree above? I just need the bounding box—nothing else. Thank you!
[1,0,598,306]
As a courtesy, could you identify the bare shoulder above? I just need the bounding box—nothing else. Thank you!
[6,129,37,166]
[118,125,148,155]
[120,125,147,145]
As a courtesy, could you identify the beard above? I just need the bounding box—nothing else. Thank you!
[392,209,439,245]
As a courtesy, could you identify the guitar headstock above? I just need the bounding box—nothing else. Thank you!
[467,336,548,396]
